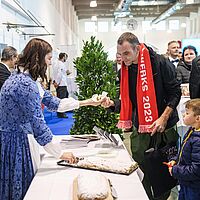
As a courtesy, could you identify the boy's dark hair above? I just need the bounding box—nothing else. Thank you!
[185,98,200,116]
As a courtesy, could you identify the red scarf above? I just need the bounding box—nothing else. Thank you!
[117,43,158,133]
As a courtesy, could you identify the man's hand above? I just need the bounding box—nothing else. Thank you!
[101,97,114,108]
[60,152,77,164]
[150,116,168,136]
[150,106,173,136]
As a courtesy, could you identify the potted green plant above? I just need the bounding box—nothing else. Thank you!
[70,36,123,139]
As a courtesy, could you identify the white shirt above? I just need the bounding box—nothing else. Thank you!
[117,63,121,72]
[53,60,68,86]
[30,81,79,172]
[168,56,179,68]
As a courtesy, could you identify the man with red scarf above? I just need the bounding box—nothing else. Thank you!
[102,32,181,200]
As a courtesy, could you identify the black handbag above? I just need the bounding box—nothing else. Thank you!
[144,135,178,199]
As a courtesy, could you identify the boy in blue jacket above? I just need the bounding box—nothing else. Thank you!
[167,98,200,200]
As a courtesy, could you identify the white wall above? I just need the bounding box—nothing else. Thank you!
[0,0,79,76]
[186,7,200,38]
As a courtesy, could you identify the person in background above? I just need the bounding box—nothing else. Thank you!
[189,55,200,99]
[113,53,122,81]
[178,48,183,61]
[0,46,18,90]
[168,98,200,200]
[0,38,105,200]
[101,32,181,200]
[167,40,180,68]
[113,52,122,96]
[176,45,197,84]
[53,52,69,118]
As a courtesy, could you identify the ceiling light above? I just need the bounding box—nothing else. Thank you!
[186,0,194,4]
[90,1,97,8]
[138,0,145,6]
[91,15,97,21]
[181,22,186,28]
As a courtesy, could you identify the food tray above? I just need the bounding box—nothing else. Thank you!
[57,159,138,175]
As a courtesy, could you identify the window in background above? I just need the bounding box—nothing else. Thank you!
[190,20,193,34]
[194,18,197,33]
[98,21,108,32]
[168,20,179,30]
[142,21,152,31]
[111,21,122,32]
[85,22,96,32]
[199,16,200,33]
[155,21,166,30]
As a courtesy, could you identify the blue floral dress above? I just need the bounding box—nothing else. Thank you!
[0,72,60,200]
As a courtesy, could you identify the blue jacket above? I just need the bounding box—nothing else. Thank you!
[172,128,200,188]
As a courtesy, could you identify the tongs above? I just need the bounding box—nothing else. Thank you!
[75,157,84,164]
[108,179,118,199]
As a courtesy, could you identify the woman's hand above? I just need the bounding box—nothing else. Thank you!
[79,95,107,107]
[60,152,77,164]
[90,96,107,106]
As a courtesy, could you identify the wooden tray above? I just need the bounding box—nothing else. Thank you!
[73,178,113,200]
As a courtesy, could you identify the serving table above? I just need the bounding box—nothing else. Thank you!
[24,135,148,200]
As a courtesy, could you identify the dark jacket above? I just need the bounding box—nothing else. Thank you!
[114,46,181,130]
[0,62,11,90]
[172,128,200,189]
[189,56,200,98]
[176,61,191,84]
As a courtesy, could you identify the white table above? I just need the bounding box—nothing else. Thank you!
[24,135,148,200]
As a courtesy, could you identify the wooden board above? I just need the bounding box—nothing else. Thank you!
[73,178,113,200]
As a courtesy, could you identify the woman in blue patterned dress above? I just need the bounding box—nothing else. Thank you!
[0,38,103,200]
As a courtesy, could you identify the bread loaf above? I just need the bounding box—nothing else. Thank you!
[77,172,109,200]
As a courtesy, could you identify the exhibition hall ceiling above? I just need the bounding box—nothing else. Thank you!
[72,0,200,20]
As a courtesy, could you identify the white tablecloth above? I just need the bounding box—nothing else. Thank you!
[24,135,148,200]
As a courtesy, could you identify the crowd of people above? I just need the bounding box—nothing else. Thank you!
[0,33,200,200]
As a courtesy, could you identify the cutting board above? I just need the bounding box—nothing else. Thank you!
[73,178,113,200]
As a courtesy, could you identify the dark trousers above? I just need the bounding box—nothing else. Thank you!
[130,126,179,200]
[56,86,68,116]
